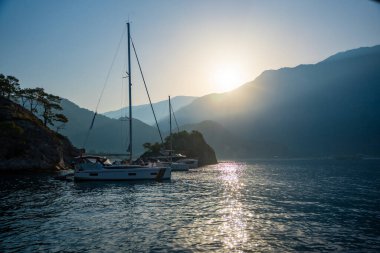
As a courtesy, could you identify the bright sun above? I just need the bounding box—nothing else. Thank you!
[212,64,244,93]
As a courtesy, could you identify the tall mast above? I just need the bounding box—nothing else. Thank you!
[127,22,133,162]
[169,95,172,162]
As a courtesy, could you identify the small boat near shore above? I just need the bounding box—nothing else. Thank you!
[142,153,198,170]
[152,96,198,171]
[157,161,190,171]
[176,158,198,169]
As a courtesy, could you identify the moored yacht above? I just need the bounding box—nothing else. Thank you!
[74,23,171,181]
[74,155,171,181]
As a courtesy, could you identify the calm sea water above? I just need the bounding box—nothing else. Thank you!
[1,159,379,252]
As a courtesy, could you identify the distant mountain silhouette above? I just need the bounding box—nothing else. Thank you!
[174,45,380,157]
[59,99,161,155]
[180,120,288,159]
[322,46,379,63]
[102,96,196,125]
[57,45,380,158]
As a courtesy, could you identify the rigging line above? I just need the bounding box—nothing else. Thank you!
[130,37,164,144]
[170,100,180,133]
[82,25,127,149]
[120,77,125,149]
[122,76,128,150]
[95,25,127,113]
[82,112,97,148]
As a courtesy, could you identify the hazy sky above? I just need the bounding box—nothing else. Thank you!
[1,0,380,112]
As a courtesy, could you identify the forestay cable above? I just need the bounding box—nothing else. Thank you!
[131,37,164,144]
[82,25,127,149]
[170,100,180,133]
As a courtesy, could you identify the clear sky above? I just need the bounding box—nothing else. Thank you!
[1,0,380,112]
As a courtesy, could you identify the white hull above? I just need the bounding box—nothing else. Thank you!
[177,159,198,169]
[74,163,171,181]
[158,162,189,171]
[171,162,190,171]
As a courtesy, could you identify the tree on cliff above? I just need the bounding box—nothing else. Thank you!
[0,73,68,128]
[35,89,67,127]
[19,87,44,113]
[0,96,79,171]
[0,74,20,100]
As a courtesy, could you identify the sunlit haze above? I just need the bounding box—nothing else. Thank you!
[211,63,246,93]
[0,0,379,112]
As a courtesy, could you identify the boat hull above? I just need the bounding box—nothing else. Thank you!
[74,166,171,181]
[177,159,198,169]
[171,162,190,171]
[158,162,189,171]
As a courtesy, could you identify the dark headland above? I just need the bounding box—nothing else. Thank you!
[0,97,79,172]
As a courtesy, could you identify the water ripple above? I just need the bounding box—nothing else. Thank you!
[1,159,380,252]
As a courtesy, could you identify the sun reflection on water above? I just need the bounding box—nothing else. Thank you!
[175,162,255,252]
[217,162,251,251]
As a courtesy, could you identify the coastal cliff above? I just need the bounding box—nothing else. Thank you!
[0,97,79,172]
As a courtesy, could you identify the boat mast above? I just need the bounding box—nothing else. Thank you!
[127,22,133,162]
[169,95,172,162]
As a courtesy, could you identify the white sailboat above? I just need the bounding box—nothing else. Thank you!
[164,96,190,171]
[155,96,198,171]
[74,23,171,181]
[176,158,198,169]
[157,160,189,171]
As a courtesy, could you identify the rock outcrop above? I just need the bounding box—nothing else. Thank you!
[140,130,218,166]
[0,97,79,172]
[169,130,217,166]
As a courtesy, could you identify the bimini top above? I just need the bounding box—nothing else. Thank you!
[74,155,112,165]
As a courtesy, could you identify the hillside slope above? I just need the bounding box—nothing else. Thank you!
[59,99,162,155]
[103,96,196,125]
[175,45,380,157]
[180,120,288,159]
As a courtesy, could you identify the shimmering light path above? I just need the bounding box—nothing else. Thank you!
[1,159,379,252]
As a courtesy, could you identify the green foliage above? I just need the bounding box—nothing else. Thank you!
[54,113,68,124]
[166,130,205,157]
[38,91,64,126]
[0,73,69,128]
[143,142,161,153]
[21,87,44,112]
[0,74,20,100]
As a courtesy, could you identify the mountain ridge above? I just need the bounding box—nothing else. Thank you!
[56,45,380,158]
[102,95,196,125]
[59,98,162,155]
[173,44,380,157]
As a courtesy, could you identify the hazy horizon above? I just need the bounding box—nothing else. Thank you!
[1,0,380,112]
